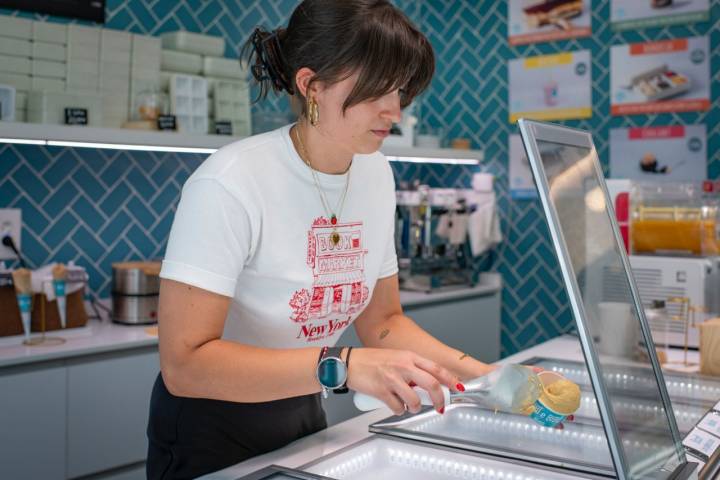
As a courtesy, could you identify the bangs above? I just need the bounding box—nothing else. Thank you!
[342,7,435,110]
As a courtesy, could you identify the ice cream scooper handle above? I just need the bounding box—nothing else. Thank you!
[353,385,451,411]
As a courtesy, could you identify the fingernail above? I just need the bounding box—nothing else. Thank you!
[439,407,445,414]
[567,415,575,422]
[555,423,564,430]
[408,381,417,387]
[456,383,465,392]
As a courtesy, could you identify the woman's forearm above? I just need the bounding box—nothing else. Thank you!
[162,341,326,402]
[357,313,495,380]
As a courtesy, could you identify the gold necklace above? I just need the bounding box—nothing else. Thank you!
[294,125,350,246]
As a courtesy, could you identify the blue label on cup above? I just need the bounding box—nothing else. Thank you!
[529,399,567,428]
[16,293,31,313]
[53,279,66,296]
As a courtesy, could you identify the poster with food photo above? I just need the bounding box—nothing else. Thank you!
[611,0,710,30]
[508,0,592,45]
[509,50,592,123]
[610,125,707,181]
[509,134,538,199]
[610,36,710,116]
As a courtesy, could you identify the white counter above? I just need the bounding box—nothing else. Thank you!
[0,320,157,368]
[205,334,702,479]
[0,274,500,369]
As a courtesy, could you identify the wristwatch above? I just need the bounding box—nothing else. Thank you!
[316,346,349,398]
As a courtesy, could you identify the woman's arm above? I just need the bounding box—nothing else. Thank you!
[352,274,496,381]
[158,279,324,402]
[158,278,460,414]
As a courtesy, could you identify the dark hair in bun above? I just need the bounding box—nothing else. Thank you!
[244,0,434,113]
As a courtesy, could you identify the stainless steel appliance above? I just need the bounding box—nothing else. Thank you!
[111,261,160,325]
[395,184,475,292]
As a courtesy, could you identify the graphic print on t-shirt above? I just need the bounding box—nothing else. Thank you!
[289,217,369,342]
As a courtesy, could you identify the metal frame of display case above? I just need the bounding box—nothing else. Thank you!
[232,464,333,480]
[517,119,695,480]
[300,435,609,479]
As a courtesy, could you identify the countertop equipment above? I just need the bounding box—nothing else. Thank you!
[111,261,160,325]
[395,184,476,292]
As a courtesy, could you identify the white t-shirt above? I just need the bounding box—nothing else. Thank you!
[160,124,398,348]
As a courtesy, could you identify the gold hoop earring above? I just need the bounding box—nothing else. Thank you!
[307,97,319,126]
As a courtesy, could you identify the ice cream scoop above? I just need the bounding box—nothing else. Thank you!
[354,364,543,415]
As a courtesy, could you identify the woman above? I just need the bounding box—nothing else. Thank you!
[146,1,496,478]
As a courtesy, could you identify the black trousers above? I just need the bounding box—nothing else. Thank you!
[146,373,327,480]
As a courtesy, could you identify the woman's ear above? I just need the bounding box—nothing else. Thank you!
[295,67,318,98]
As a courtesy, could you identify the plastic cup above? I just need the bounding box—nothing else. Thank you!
[528,371,575,428]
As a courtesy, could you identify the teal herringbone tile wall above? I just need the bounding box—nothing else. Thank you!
[1,1,718,355]
[416,0,720,354]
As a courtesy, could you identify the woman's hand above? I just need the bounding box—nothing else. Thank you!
[347,348,464,416]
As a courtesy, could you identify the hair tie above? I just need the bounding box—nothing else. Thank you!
[249,27,294,95]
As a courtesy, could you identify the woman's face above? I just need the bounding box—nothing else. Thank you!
[313,72,404,155]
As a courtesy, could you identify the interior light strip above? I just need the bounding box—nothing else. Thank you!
[385,155,479,165]
[46,140,217,154]
[1,137,479,164]
[0,137,46,145]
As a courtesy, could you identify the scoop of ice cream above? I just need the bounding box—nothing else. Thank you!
[539,379,581,415]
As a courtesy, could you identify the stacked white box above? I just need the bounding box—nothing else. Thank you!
[32,21,67,44]
[66,25,100,93]
[0,15,32,39]
[15,91,27,121]
[160,31,224,56]
[28,90,103,126]
[168,74,207,134]
[129,33,161,121]
[202,56,245,79]
[209,77,251,137]
[0,37,32,58]
[0,55,31,75]
[32,42,66,62]
[161,49,202,75]
[100,29,132,127]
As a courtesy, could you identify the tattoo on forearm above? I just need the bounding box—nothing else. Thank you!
[379,329,390,340]
[459,353,469,361]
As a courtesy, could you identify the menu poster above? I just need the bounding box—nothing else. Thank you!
[610,37,710,116]
[508,0,592,46]
[610,125,707,181]
[509,50,592,123]
[509,134,538,199]
[611,0,710,30]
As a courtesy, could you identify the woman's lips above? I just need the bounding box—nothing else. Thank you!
[372,129,390,138]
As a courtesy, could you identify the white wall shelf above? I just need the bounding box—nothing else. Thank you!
[0,121,483,164]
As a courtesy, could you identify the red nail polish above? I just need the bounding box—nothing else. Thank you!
[568,415,575,422]
[555,423,564,430]
[439,407,445,414]
[408,381,416,387]
[456,383,465,392]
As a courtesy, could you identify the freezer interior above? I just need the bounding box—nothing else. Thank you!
[365,356,720,476]
[302,435,605,480]
[527,357,720,409]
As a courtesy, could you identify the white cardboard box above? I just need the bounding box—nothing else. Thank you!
[31,76,66,92]
[32,42,66,62]
[0,37,32,58]
[0,15,32,39]
[0,55,31,75]
[32,60,66,79]
[32,21,67,44]
[0,72,30,91]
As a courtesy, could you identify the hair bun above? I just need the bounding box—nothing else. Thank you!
[246,27,294,97]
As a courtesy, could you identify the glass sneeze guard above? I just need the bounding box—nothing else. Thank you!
[517,119,692,480]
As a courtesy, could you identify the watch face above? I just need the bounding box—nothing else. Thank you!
[317,357,347,389]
